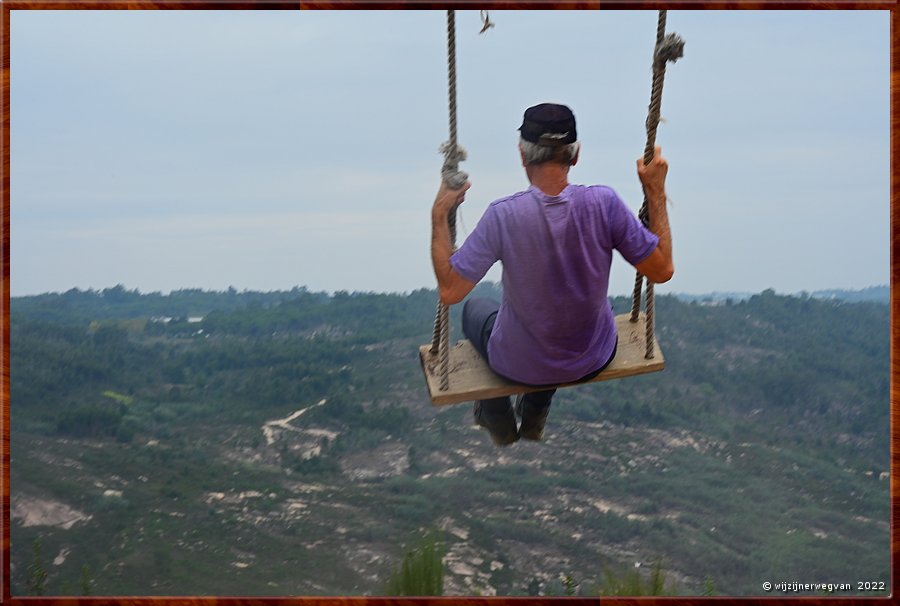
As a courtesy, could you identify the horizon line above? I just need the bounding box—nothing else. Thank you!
[10,283,890,300]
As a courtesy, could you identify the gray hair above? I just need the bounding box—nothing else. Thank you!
[519,137,580,166]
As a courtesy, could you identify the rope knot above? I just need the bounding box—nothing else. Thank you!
[655,32,685,66]
[439,141,469,189]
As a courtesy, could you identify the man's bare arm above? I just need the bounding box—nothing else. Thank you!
[634,146,674,284]
[431,181,476,305]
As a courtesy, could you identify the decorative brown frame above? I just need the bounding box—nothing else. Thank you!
[0,2,895,605]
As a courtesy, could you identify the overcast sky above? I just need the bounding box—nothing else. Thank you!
[11,9,890,297]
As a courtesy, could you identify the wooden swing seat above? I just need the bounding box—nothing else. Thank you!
[419,312,664,406]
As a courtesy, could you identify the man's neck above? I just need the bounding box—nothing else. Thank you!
[526,164,571,197]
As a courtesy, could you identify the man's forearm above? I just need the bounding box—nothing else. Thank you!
[647,192,672,264]
[431,208,455,296]
[430,182,475,304]
[637,189,674,283]
[635,147,673,282]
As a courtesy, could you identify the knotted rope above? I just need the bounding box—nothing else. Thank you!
[629,10,684,359]
[431,10,468,391]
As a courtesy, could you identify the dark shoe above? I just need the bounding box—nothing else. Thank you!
[515,394,551,441]
[474,400,519,446]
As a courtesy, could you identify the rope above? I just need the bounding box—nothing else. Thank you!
[431,9,467,391]
[439,9,468,191]
[630,11,668,325]
[629,10,683,359]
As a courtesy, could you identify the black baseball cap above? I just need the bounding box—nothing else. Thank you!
[518,103,577,147]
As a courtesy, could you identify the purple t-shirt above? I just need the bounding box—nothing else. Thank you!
[450,183,658,384]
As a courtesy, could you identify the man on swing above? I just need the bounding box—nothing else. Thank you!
[431,103,673,446]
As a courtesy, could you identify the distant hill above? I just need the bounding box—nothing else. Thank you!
[808,285,889,303]
[12,283,888,325]
[672,285,888,305]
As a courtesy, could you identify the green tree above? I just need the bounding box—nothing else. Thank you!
[563,574,578,596]
[385,530,444,596]
[596,561,675,596]
[26,539,48,596]
[80,564,93,596]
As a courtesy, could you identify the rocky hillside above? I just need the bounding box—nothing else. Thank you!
[11,286,890,596]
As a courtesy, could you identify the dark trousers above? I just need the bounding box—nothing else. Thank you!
[462,297,617,414]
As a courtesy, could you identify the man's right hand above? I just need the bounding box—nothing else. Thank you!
[637,145,668,201]
[633,145,674,284]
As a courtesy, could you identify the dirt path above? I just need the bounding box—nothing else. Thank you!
[261,398,328,446]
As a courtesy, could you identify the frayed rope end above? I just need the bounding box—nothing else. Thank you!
[655,33,685,65]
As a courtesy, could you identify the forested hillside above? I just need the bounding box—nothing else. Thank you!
[10,286,890,596]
